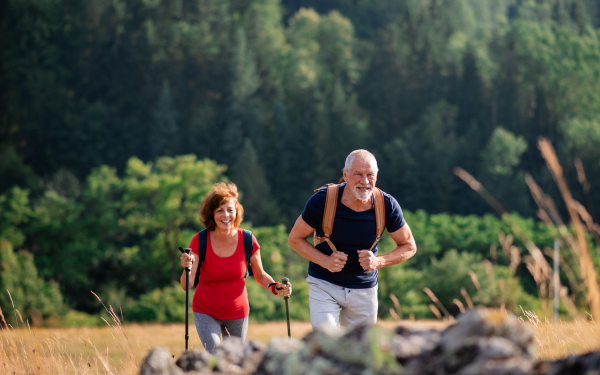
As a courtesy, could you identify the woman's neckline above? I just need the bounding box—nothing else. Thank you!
[209,228,240,258]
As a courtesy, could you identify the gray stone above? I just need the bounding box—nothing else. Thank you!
[460,357,534,375]
[141,348,185,375]
[541,350,600,375]
[176,350,214,373]
[142,309,600,375]
[440,308,535,357]
[391,326,441,362]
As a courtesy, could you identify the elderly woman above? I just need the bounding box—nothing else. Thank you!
[180,182,291,353]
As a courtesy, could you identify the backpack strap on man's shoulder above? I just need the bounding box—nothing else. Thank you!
[314,183,334,193]
[193,229,208,288]
[242,229,254,277]
[314,184,340,252]
[369,187,386,251]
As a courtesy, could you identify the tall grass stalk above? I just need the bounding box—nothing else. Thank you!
[455,137,600,320]
[538,138,600,319]
[0,292,139,375]
[520,308,600,360]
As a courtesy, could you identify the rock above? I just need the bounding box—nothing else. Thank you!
[460,356,535,375]
[540,350,600,375]
[141,309,600,375]
[392,308,537,375]
[253,336,305,375]
[391,326,441,364]
[255,324,402,375]
[176,350,214,373]
[212,337,267,374]
[141,348,185,375]
[440,308,535,357]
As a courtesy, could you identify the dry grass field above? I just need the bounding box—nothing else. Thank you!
[2,316,599,375]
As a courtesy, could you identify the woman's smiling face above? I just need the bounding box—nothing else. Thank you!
[214,198,237,231]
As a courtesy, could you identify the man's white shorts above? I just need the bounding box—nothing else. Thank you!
[306,275,378,329]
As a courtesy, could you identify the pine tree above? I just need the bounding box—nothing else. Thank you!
[230,139,280,226]
[149,81,180,158]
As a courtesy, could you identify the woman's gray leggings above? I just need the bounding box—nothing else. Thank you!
[193,312,248,353]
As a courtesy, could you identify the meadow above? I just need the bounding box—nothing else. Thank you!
[2,314,600,375]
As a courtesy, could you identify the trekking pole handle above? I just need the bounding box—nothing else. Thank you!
[184,248,191,272]
[179,247,192,272]
[281,277,289,300]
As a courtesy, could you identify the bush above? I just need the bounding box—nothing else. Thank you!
[126,283,187,323]
[378,264,430,319]
[420,250,538,316]
[246,277,310,322]
[58,309,104,327]
[0,239,66,327]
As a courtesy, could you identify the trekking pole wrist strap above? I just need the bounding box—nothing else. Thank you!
[267,283,279,295]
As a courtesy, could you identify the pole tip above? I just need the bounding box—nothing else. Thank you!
[281,277,289,285]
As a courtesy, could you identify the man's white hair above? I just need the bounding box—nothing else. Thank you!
[344,150,378,173]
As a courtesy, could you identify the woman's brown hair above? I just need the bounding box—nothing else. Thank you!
[199,182,244,231]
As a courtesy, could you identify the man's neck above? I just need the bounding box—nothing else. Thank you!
[340,186,372,212]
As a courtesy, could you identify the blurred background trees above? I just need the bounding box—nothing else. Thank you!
[2,0,600,324]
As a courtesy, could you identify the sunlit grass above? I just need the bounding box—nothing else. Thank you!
[520,310,600,360]
[3,315,599,375]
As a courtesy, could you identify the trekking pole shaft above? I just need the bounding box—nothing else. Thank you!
[185,269,189,350]
[185,249,191,351]
[285,298,290,337]
[282,277,291,338]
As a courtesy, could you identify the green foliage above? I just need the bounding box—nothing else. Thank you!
[126,283,187,323]
[483,127,528,176]
[121,155,226,280]
[231,139,280,226]
[561,118,600,159]
[5,0,600,221]
[59,309,104,327]
[0,187,31,247]
[378,263,429,319]
[244,224,311,321]
[0,240,66,327]
[418,250,537,317]
[3,0,600,324]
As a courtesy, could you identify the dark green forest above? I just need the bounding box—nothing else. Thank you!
[2,0,600,325]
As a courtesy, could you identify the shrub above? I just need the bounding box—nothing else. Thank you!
[126,283,187,323]
[0,239,66,327]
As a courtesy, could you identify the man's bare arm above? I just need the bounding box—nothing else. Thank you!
[287,215,347,272]
[358,224,417,271]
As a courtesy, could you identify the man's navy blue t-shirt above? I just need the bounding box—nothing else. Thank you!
[301,183,406,289]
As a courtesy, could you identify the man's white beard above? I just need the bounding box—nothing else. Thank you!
[352,184,373,201]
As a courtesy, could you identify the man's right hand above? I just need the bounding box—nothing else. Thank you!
[324,251,347,272]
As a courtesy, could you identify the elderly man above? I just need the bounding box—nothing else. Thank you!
[288,149,417,329]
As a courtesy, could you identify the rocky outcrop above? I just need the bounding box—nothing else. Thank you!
[139,308,600,375]
[141,348,185,375]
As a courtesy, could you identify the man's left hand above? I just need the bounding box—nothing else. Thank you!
[358,250,380,271]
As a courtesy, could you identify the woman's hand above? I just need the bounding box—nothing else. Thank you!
[274,282,292,297]
[180,252,195,269]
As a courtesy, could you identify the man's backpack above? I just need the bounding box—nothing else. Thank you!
[313,183,386,253]
[193,229,254,288]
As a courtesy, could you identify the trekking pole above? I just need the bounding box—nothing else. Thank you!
[179,247,192,351]
[281,277,291,338]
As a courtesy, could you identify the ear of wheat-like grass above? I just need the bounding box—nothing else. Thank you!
[423,287,454,321]
[454,163,588,313]
[538,138,600,319]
